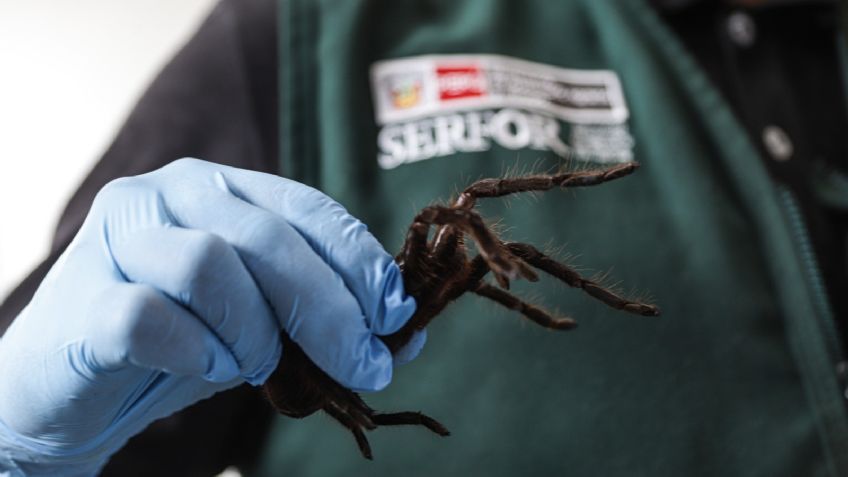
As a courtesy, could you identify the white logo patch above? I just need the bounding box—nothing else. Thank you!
[370,54,634,169]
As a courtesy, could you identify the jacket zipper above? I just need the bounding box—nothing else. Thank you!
[779,186,847,395]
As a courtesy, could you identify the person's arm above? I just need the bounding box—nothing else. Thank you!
[0,1,281,475]
[0,158,417,475]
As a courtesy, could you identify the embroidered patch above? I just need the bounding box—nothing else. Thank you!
[370,54,634,170]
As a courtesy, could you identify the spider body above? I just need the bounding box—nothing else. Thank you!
[263,161,659,459]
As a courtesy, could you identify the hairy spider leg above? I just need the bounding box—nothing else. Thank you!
[505,242,660,317]
[323,405,451,460]
[422,162,641,302]
[424,163,640,284]
[324,388,377,431]
[465,254,576,329]
[425,165,637,272]
[473,282,577,329]
[398,219,467,302]
[414,206,537,283]
[311,367,450,459]
[397,222,430,282]
[324,402,374,460]
[371,412,451,436]
[453,161,641,210]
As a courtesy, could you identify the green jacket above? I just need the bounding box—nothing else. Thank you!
[257,1,848,475]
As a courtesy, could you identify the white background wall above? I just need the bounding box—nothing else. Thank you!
[0,0,218,301]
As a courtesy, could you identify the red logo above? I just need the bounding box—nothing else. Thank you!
[436,65,486,101]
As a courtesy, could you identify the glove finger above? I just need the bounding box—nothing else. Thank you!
[86,282,240,383]
[158,183,396,391]
[109,226,281,385]
[157,159,416,336]
[226,171,416,335]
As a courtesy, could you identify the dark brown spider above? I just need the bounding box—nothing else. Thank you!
[263,161,660,459]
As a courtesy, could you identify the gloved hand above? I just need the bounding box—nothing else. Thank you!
[0,158,420,476]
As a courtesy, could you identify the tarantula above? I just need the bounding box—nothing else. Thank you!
[263,161,659,459]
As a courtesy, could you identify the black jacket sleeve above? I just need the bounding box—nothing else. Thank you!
[0,0,279,474]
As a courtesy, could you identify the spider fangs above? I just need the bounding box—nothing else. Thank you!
[263,161,660,459]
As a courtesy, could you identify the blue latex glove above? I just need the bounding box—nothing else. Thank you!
[0,158,421,475]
